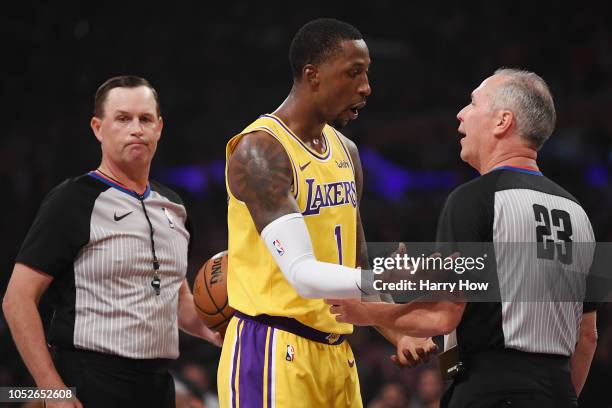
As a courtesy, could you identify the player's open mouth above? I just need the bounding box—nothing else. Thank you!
[348,102,367,119]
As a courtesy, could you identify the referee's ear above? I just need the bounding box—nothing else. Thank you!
[493,110,514,137]
[91,116,103,142]
[157,116,164,135]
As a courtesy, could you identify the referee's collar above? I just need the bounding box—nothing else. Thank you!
[492,165,543,176]
[88,171,152,199]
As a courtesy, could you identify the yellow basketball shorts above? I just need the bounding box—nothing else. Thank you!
[217,312,362,408]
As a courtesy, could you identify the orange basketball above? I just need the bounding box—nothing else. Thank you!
[193,250,234,336]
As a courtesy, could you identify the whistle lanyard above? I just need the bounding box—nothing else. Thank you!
[95,168,161,296]
[139,198,161,296]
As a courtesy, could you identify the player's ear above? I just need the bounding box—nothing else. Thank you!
[91,116,103,142]
[303,64,319,88]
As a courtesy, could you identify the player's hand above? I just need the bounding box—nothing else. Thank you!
[390,336,438,369]
[385,242,420,283]
[392,242,407,258]
[386,242,408,282]
[45,398,83,408]
[326,299,376,326]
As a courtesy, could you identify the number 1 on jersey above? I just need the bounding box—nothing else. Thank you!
[334,225,343,265]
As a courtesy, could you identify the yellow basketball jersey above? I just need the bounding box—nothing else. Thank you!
[225,114,357,334]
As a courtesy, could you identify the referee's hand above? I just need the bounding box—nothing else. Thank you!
[391,336,438,369]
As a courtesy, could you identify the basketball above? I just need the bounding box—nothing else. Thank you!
[193,250,234,336]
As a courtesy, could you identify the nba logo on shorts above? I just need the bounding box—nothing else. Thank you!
[326,333,341,344]
[285,345,295,361]
[273,239,285,256]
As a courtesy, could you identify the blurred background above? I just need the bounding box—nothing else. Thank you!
[1,1,611,407]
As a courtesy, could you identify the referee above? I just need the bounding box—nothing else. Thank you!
[329,68,598,407]
[2,76,221,408]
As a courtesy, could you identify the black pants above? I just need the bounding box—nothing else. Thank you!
[441,349,577,408]
[53,347,175,408]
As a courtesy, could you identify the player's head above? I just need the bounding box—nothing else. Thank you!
[456,68,555,170]
[289,18,371,129]
[90,75,163,169]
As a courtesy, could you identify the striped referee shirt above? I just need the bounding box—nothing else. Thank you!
[436,166,596,356]
[16,172,190,359]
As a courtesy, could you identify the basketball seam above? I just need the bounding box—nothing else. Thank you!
[194,301,232,331]
[194,300,225,317]
[201,262,230,319]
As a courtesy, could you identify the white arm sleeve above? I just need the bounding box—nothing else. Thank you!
[261,213,372,299]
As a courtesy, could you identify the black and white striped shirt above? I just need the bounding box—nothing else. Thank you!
[436,166,596,356]
[17,172,190,359]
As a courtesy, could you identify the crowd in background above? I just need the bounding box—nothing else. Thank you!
[1,2,611,407]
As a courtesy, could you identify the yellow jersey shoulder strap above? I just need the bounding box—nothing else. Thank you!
[323,125,356,176]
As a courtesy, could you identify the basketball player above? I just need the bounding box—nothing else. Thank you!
[328,69,598,407]
[218,18,435,407]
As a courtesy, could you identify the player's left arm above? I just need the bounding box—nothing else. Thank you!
[570,310,597,396]
[177,279,222,346]
[339,133,438,365]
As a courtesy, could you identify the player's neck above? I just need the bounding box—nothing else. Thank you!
[97,160,149,195]
[273,92,326,144]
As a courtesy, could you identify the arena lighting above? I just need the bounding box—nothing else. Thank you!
[155,160,225,196]
[360,147,459,200]
[156,151,609,198]
[586,163,610,188]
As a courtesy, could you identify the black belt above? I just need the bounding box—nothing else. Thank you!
[234,311,346,345]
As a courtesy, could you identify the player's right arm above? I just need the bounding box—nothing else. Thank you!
[2,264,82,407]
[227,131,300,229]
[227,131,368,299]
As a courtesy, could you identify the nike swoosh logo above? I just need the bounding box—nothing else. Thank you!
[114,211,133,221]
[299,161,311,171]
[348,359,355,368]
